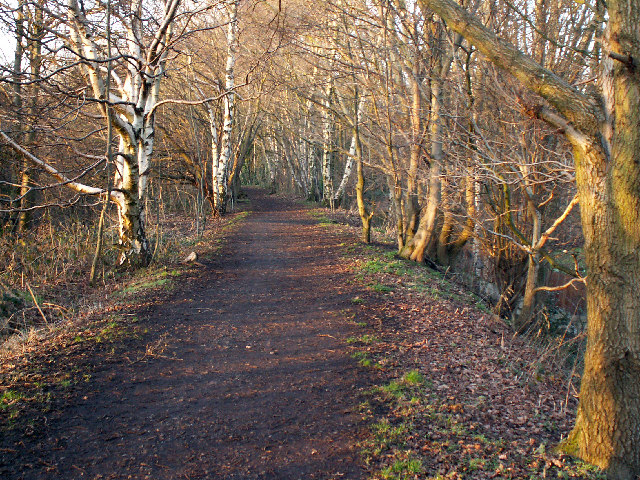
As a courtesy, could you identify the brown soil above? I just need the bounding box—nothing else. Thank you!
[1,189,376,479]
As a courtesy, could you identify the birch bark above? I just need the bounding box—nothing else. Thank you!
[66,0,181,267]
[211,0,238,215]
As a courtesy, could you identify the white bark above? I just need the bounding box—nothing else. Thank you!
[0,130,118,200]
[265,137,278,191]
[65,0,180,266]
[333,98,364,203]
[321,80,335,206]
[211,0,238,214]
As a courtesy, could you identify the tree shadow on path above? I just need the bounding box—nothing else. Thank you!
[1,188,380,480]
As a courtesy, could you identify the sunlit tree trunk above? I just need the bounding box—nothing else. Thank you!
[436,169,477,266]
[517,196,542,329]
[388,172,405,252]
[333,137,354,205]
[212,0,238,215]
[17,1,43,232]
[405,48,423,244]
[439,172,476,265]
[298,133,313,198]
[303,97,321,201]
[418,0,640,475]
[334,98,363,205]
[402,70,444,262]
[400,23,454,262]
[321,81,335,208]
[115,139,150,267]
[202,96,219,208]
[354,110,372,243]
[67,0,181,267]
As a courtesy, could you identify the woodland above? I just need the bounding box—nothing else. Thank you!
[1,0,640,478]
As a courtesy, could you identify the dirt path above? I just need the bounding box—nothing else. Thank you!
[1,189,374,479]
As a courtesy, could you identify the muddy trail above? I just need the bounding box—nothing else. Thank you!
[1,189,377,479]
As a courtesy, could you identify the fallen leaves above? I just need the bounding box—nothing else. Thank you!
[335,230,604,479]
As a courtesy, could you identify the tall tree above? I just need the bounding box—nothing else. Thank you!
[12,0,44,232]
[418,0,640,476]
[211,0,239,214]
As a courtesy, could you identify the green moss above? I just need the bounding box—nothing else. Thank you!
[403,370,425,385]
[371,283,394,293]
[0,390,25,411]
[380,457,424,478]
[555,427,580,457]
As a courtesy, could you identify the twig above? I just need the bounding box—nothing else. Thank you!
[609,52,636,69]
[42,302,69,312]
[42,302,71,321]
[26,283,48,324]
[534,276,586,293]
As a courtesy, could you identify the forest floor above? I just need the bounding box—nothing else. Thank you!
[0,188,604,479]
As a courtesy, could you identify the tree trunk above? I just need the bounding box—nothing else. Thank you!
[321,81,335,208]
[333,143,353,206]
[517,252,540,330]
[446,172,476,260]
[436,212,452,265]
[212,0,238,215]
[353,106,372,244]
[516,193,542,330]
[65,0,180,269]
[17,2,43,232]
[417,0,640,475]
[564,145,640,479]
[401,73,444,262]
[114,142,151,268]
[388,174,405,252]
[265,139,278,194]
[405,50,423,244]
[9,0,24,231]
[333,98,363,205]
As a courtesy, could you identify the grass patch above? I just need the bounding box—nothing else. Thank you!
[348,242,492,312]
[0,389,25,411]
[117,268,180,297]
[347,334,378,345]
[370,283,394,293]
[59,377,72,388]
[380,456,424,479]
[309,209,336,226]
[370,418,409,452]
[351,351,372,367]
[403,369,425,385]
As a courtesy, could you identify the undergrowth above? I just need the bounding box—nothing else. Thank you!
[312,207,603,479]
[0,187,249,341]
[355,244,490,312]
[360,365,604,479]
[0,196,250,427]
